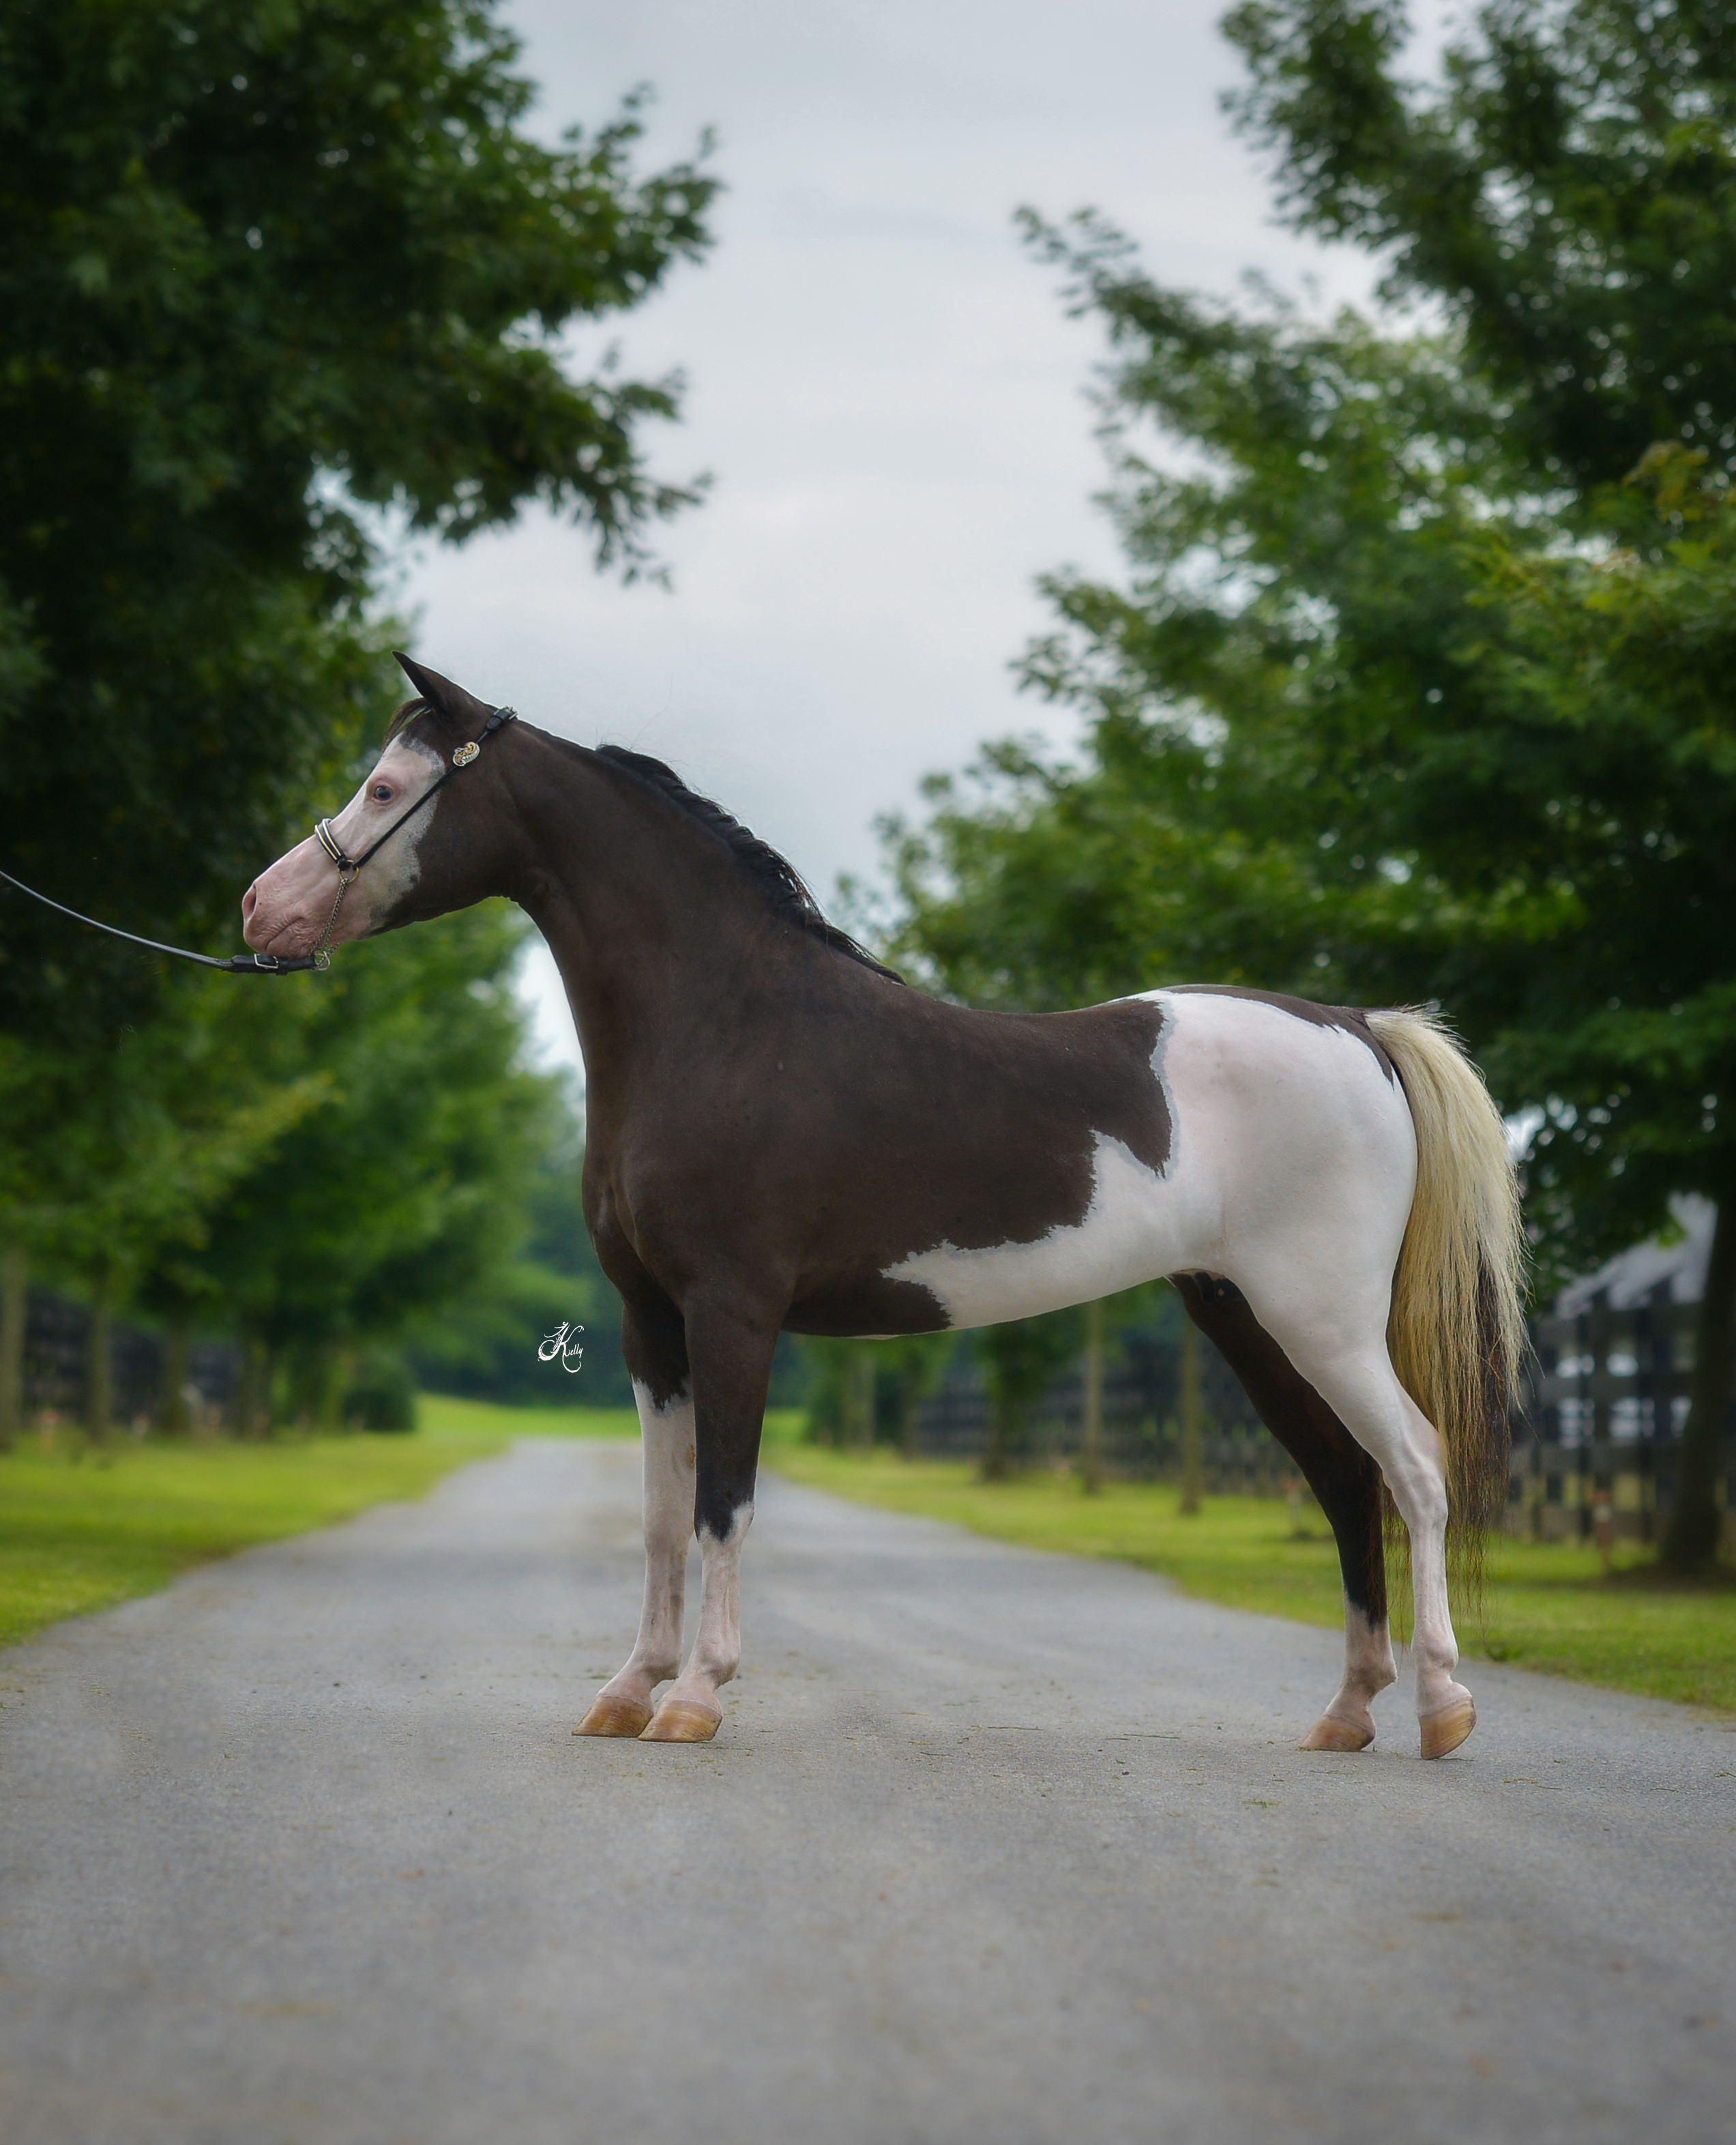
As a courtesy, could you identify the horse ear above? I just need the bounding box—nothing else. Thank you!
[393,652,495,729]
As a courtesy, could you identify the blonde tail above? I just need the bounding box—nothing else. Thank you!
[1366,1008,1527,1593]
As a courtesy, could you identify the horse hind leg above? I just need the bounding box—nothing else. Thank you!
[1176,1278,1396,1752]
[1310,1365,1474,1758]
[1239,1290,1476,1759]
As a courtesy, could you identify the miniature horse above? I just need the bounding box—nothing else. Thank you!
[243,658,1525,1758]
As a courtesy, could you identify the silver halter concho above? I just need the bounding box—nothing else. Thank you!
[309,706,517,969]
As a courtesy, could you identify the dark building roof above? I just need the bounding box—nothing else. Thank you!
[1553,1196,1715,1315]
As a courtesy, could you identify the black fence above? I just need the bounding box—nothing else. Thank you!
[913,1326,1290,1492]
[911,1290,1736,1541]
[1519,1293,1736,1544]
[17,1272,1736,1537]
[19,1289,237,1433]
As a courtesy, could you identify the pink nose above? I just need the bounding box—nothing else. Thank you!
[241,883,259,925]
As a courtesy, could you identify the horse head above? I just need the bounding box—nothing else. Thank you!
[241,655,517,963]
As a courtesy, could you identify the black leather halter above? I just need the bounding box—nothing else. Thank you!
[305,703,517,965]
[0,703,517,976]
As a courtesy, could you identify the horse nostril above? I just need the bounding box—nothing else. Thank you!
[241,884,258,922]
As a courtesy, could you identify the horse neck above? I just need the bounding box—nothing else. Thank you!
[507,739,814,1087]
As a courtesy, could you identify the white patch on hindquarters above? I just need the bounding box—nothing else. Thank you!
[884,1130,1186,1330]
[1144,995,1181,1181]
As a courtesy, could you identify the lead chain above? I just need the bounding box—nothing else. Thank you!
[310,863,359,972]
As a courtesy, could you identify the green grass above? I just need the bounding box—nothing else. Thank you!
[767,1446,1736,1714]
[415,1392,643,1442]
[415,1393,806,1446]
[0,1395,805,1654]
[0,1431,502,1652]
[14,1397,1726,1714]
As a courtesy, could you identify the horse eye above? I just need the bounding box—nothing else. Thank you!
[372,783,393,802]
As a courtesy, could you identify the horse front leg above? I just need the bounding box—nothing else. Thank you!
[641,1300,778,1745]
[574,1384,695,1736]
[575,1298,694,1738]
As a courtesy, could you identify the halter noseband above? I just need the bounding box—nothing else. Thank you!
[304,703,518,967]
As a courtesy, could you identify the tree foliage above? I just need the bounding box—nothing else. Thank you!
[0,2,713,1433]
[885,0,1736,1562]
[1225,0,1736,489]
[160,905,555,1358]
[0,0,714,1033]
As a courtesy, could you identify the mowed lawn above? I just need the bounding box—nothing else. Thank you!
[5,1400,1731,1715]
[0,1397,805,1652]
[0,1399,641,1651]
[768,1446,1736,1715]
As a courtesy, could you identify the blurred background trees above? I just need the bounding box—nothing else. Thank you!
[0,0,715,1435]
[879,0,1736,1565]
[5,0,1734,1571]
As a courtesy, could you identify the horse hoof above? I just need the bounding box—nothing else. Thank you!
[1299,1714,1374,1752]
[573,1693,654,1738]
[640,1699,722,1743]
[1419,1697,1475,1760]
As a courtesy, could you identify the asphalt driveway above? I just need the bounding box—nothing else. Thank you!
[1,1438,1731,2144]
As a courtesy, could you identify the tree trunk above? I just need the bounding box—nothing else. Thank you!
[1662,1197,1736,1571]
[980,1397,1013,1483]
[900,1367,924,1461]
[258,1344,280,1438]
[235,1332,271,1440]
[0,1242,25,1452]
[1179,1314,1204,1516]
[159,1319,192,1438]
[85,1274,113,1444]
[314,1346,348,1434]
[1080,1298,1105,1495]
[232,1339,254,1440]
[852,1347,877,1451]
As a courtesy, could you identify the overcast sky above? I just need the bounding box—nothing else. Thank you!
[394,0,1426,1070]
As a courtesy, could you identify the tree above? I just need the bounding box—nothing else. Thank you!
[0,0,715,1039]
[978,1311,1080,1481]
[887,1332,953,1460]
[1224,0,1736,495]
[1221,0,1736,1564]
[0,973,323,1435]
[885,0,1736,1565]
[158,903,561,1428]
[406,1113,640,1409]
[1469,451,1736,1563]
[0,1,715,1440]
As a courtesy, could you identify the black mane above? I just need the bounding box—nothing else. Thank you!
[594,746,904,984]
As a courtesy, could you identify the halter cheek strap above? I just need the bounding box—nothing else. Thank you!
[306,705,517,967]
